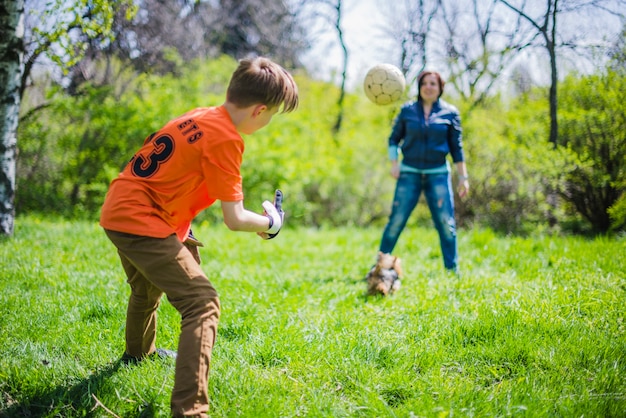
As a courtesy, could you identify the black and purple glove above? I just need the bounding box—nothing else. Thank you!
[262,189,284,239]
[184,229,204,264]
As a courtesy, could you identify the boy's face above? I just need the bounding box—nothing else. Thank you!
[242,105,279,134]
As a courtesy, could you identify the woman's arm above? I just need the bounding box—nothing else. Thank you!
[455,161,469,198]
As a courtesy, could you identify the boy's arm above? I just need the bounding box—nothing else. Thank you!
[221,200,281,234]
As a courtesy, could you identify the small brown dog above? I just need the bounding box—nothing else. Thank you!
[366,252,403,296]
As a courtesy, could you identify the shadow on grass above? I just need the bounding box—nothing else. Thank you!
[0,359,156,418]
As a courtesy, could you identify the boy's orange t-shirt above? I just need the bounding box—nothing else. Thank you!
[100,106,244,241]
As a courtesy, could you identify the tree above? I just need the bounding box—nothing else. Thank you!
[498,0,626,146]
[557,71,626,232]
[100,0,305,77]
[293,0,350,136]
[215,0,305,68]
[438,0,532,108]
[379,0,439,83]
[608,25,626,73]
[0,0,24,235]
[499,0,560,146]
[377,0,539,105]
[325,0,349,135]
[0,0,135,236]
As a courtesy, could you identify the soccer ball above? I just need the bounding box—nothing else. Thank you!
[363,64,406,105]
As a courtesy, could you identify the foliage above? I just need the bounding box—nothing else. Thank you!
[17,56,400,228]
[27,0,137,71]
[239,76,399,228]
[63,0,306,82]
[556,71,626,233]
[1,217,625,417]
[608,189,626,232]
[607,24,626,73]
[455,93,555,234]
[16,56,233,217]
[457,70,626,235]
[15,56,626,234]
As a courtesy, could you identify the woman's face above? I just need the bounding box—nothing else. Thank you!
[419,74,441,102]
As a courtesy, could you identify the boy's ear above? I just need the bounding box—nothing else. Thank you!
[251,104,267,117]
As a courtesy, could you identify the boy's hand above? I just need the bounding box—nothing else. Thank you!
[184,229,204,247]
[262,190,284,239]
[183,229,203,264]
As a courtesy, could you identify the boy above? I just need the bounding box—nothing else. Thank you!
[99,57,298,417]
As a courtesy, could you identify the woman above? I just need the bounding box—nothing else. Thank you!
[379,70,469,274]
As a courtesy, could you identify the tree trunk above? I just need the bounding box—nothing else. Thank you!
[331,0,347,137]
[0,0,24,236]
[548,0,558,147]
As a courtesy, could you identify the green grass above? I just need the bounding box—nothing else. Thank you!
[1,216,625,417]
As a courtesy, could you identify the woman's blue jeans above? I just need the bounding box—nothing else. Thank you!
[379,172,458,272]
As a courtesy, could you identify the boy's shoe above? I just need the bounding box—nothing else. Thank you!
[121,348,177,365]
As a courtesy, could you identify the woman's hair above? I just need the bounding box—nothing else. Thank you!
[417,71,445,100]
[226,57,299,113]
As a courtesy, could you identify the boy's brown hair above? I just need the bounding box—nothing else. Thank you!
[226,57,299,113]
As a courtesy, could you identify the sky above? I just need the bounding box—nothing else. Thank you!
[298,0,396,92]
[296,0,625,95]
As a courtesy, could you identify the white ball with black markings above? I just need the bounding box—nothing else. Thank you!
[363,64,406,105]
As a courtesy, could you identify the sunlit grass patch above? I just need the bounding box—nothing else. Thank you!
[1,216,625,417]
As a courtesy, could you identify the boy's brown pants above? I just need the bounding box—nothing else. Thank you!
[105,230,220,418]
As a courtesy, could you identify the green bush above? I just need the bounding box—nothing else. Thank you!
[556,71,626,233]
[17,57,233,218]
[455,94,555,234]
[17,56,402,228]
[238,78,399,228]
[15,57,626,234]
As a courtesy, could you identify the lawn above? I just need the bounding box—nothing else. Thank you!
[1,216,625,417]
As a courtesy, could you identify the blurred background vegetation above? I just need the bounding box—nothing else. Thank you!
[12,0,626,235]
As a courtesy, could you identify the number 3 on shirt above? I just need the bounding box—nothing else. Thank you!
[131,134,175,178]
